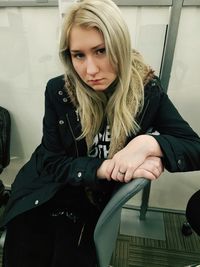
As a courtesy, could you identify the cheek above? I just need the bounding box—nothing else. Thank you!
[108,66,117,79]
[105,60,116,75]
[72,61,84,77]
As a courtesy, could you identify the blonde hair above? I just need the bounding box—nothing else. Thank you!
[59,0,146,157]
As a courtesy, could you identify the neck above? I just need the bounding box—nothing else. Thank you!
[104,78,118,98]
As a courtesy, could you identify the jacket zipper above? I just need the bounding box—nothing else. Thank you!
[75,109,80,121]
[66,113,79,157]
[77,223,85,247]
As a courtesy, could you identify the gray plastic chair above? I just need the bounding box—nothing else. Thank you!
[94,177,150,267]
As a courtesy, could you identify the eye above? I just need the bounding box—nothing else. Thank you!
[96,48,106,55]
[71,53,85,60]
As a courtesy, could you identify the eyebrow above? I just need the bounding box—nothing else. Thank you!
[70,43,105,53]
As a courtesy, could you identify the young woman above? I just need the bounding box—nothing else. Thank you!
[2,0,200,266]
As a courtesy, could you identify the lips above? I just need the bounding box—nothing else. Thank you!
[88,78,104,84]
[89,78,103,82]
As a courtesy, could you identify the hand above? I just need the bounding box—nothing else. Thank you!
[96,159,112,181]
[105,135,163,183]
[133,156,164,181]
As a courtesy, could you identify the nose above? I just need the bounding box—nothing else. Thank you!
[86,57,99,76]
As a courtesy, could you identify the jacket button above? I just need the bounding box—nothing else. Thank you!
[58,90,63,95]
[177,159,182,166]
[35,200,39,205]
[77,172,82,178]
[59,120,64,125]
[63,98,68,103]
[76,172,82,183]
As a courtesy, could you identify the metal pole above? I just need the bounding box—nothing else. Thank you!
[159,0,183,92]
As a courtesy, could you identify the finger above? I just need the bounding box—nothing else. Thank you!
[105,176,111,181]
[140,160,162,178]
[110,165,125,181]
[110,165,118,179]
[147,157,164,174]
[124,169,134,183]
[106,160,115,180]
[117,172,126,182]
[133,168,157,180]
[111,168,127,182]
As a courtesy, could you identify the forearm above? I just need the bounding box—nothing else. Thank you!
[126,134,163,158]
[40,144,104,186]
[97,134,163,182]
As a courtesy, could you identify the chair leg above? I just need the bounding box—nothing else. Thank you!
[139,181,151,220]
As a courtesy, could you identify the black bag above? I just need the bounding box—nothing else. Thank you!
[0,106,11,174]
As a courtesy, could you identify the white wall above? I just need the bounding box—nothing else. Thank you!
[168,7,200,135]
[120,6,169,75]
[0,7,62,159]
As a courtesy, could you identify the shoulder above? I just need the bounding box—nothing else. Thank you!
[45,75,67,99]
[144,75,164,100]
[142,76,166,118]
[46,75,65,92]
[45,75,73,107]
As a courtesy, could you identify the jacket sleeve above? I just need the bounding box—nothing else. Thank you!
[151,90,200,172]
[39,78,104,187]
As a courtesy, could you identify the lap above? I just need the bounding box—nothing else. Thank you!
[3,199,100,267]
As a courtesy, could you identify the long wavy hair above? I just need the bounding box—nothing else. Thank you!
[59,0,146,157]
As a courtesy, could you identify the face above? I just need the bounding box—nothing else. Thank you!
[69,26,117,91]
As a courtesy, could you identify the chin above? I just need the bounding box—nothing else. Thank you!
[92,86,107,91]
[88,84,107,91]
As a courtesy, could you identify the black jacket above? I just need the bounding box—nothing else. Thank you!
[2,75,200,226]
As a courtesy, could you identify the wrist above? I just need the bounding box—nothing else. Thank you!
[144,135,163,157]
[128,134,162,158]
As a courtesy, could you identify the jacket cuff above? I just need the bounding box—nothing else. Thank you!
[152,135,185,172]
[70,157,104,186]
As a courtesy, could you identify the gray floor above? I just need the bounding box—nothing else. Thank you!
[120,208,166,240]
[111,212,200,267]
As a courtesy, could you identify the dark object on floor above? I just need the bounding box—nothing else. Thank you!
[186,189,200,236]
[182,221,193,236]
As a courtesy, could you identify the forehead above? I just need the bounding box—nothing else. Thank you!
[69,26,104,50]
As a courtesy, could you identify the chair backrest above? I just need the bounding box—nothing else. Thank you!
[0,106,11,174]
[94,177,150,267]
